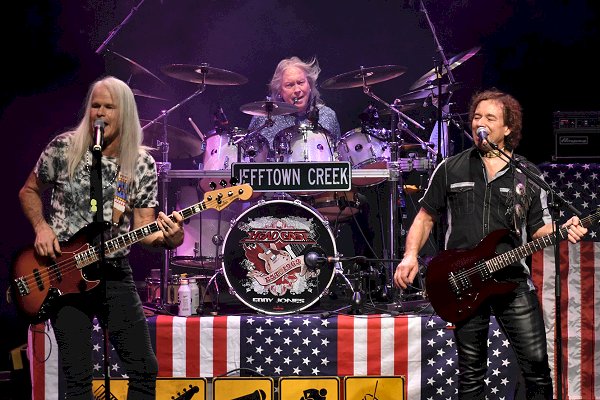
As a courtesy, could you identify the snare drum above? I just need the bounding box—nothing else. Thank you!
[310,189,360,222]
[221,199,337,315]
[199,127,269,193]
[336,127,390,187]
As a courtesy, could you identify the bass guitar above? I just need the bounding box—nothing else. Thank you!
[10,184,252,323]
[425,208,599,324]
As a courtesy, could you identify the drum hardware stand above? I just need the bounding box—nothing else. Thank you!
[320,257,402,317]
[197,268,223,315]
[142,71,213,314]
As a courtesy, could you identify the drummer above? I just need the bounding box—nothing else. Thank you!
[248,56,341,147]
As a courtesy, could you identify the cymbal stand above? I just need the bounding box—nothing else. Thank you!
[143,76,209,312]
[95,0,147,54]
[359,77,432,302]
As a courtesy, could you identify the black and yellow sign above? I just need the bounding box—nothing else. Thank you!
[279,376,340,400]
[343,376,404,400]
[212,376,273,400]
[92,378,206,400]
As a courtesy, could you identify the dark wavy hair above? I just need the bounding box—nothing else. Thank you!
[468,88,523,150]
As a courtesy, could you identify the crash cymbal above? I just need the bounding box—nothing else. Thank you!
[410,46,480,90]
[132,88,169,101]
[141,119,203,159]
[397,83,463,103]
[321,65,407,90]
[161,63,248,85]
[106,49,165,84]
[239,100,298,117]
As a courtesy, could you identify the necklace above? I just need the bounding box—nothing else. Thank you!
[482,149,502,158]
[84,151,120,189]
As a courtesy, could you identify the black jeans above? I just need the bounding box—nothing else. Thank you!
[454,277,553,400]
[50,258,158,400]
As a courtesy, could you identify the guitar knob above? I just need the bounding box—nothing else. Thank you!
[209,181,217,190]
[220,179,227,187]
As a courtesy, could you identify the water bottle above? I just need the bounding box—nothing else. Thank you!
[188,276,200,315]
[177,278,192,317]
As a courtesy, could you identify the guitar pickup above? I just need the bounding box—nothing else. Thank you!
[449,270,472,294]
[15,277,30,296]
[33,269,45,291]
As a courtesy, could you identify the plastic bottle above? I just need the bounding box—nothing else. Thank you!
[188,276,200,315]
[177,278,192,317]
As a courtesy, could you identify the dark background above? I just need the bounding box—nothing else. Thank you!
[1,0,599,371]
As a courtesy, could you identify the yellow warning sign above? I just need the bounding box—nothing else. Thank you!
[212,376,273,400]
[92,378,206,400]
[344,376,404,400]
[279,376,340,400]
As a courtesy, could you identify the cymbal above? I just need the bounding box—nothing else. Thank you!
[141,119,203,159]
[410,46,480,90]
[376,103,420,115]
[239,100,298,117]
[397,83,462,103]
[321,65,407,90]
[161,63,248,85]
[132,88,169,101]
[106,49,165,84]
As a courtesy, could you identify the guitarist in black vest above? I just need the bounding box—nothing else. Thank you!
[18,76,184,399]
[393,89,587,400]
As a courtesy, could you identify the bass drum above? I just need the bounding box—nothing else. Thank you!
[221,200,337,315]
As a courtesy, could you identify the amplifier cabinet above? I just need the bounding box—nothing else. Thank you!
[553,111,600,161]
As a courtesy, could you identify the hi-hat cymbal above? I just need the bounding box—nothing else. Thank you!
[397,83,463,103]
[132,88,169,101]
[240,100,298,117]
[410,46,480,90]
[161,63,248,85]
[321,65,407,90]
[141,119,203,159]
[106,49,165,84]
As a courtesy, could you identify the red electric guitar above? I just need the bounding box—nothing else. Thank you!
[10,184,252,323]
[425,208,600,324]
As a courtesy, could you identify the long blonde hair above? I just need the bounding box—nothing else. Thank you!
[66,76,147,185]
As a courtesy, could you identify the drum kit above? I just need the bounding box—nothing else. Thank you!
[123,46,480,316]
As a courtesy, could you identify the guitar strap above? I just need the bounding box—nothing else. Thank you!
[511,158,533,237]
[112,172,129,227]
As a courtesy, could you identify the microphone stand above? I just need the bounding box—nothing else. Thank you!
[490,142,581,400]
[90,147,111,399]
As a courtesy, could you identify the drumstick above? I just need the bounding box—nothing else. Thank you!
[187,117,205,141]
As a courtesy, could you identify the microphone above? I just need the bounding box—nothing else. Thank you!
[476,126,489,142]
[92,119,105,152]
[308,96,319,129]
[304,251,343,268]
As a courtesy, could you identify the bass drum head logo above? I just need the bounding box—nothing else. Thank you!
[222,200,336,314]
